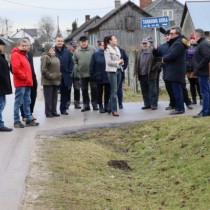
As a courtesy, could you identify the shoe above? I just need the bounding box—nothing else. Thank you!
[165,106,175,110]
[151,106,157,110]
[112,111,119,116]
[119,104,123,109]
[75,105,81,109]
[187,104,193,109]
[169,110,184,115]
[46,115,54,118]
[53,113,60,117]
[61,111,69,115]
[25,120,39,126]
[93,106,99,111]
[14,121,25,128]
[141,106,151,110]
[0,126,13,132]
[193,112,208,118]
[99,105,105,113]
[81,107,90,112]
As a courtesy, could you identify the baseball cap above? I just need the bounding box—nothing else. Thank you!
[69,41,77,46]
[0,39,6,45]
[79,35,88,41]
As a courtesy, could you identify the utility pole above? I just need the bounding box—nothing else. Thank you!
[5,18,8,39]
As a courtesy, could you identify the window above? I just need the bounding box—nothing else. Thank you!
[162,10,174,21]
[126,16,135,31]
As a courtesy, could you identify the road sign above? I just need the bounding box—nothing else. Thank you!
[141,16,170,29]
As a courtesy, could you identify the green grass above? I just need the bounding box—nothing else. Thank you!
[22,117,210,210]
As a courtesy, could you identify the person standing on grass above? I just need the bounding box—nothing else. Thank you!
[55,36,73,115]
[134,38,158,111]
[162,26,189,115]
[192,29,210,118]
[90,41,110,113]
[11,38,39,128]
[0,39,13,132]
[20,38,38,122]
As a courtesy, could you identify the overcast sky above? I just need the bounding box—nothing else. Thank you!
[0,0,187,35]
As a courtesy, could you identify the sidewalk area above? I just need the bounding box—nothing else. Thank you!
[0,95,201,210]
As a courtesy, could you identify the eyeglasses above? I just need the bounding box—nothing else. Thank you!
[142,42,148,44]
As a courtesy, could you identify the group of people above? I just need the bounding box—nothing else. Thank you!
[1,26,210,132]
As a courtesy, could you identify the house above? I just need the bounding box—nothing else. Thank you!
[143,0,184,43]
[85,0,153,49]
[181,1,210,38]
[0,36,15,60]
[64,16,101,44]
[11,28,38,44]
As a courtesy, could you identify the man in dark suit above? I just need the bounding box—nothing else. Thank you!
[0,39,13,131]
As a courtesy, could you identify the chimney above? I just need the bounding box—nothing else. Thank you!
[140,0,153,9]
[115,0,121,9]
[85,15,90,22]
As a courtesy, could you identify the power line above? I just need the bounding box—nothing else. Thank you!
[2,0,112,11]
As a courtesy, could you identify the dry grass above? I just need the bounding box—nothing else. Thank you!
[22,117,210,210]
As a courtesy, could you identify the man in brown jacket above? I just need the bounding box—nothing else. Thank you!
[134,38,158,110]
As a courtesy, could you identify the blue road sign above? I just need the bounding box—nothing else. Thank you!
[141,16,170,29]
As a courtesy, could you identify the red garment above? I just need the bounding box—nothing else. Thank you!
[11,47,33,87]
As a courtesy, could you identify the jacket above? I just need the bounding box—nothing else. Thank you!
[104,45,121,72]
[11,47,33,87]
[134,47,157,80]
[40,52,61,86]
[55,45,73,87]
[162,35,189,83]
[186,44,197,79]
[89,49,109,84]
[0,54,12,95]
[119,48,128,80]
[74,45,95,78]
[192,37,210,76]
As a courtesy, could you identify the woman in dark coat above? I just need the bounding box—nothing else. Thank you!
[90,41,110,113]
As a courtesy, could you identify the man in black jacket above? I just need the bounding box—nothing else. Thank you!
[162,26,189,115]
[193,29,210,117]
[0,39,13,131]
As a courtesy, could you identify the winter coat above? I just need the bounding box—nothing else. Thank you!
[186,44,197,79]
[55,46,73,87]
[40,52,61,86]
[104,45,122,72]
[119,48,128,80]
[0,54,12,95]
[134,48,157,80]
[74,45,95,78]
[10,47,33,87]
[162,35,189,83]
[192,37,210,76]
[89,49,109,84]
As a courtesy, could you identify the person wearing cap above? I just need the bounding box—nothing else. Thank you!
[0,39,13,131]
[192,29,210,117]
[186,33,202,105]
[66,41,81,109]
[55,36,74,115]
[41,42,61,118]
[134,38,158,110]
[74,35,97,112]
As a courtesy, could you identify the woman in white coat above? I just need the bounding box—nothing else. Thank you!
[104,36,124,116]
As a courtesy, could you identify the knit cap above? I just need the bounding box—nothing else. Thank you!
[44,42,54,52]
[190,33,196,39]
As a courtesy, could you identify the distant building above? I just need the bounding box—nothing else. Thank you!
[181,1,210,39]
[11,28,38,44]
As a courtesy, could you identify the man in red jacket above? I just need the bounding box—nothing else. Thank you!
[11,38,39,128]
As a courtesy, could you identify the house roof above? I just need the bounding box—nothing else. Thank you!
[0,36,14,46]
[145,0,184,12]
[180,1,210,31]
[86,1,152,32]
[23,29,37,37]
[64,16,101,42]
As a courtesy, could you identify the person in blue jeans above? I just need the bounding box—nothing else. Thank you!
[192,29,210,117]
[11,38,39,128]
[0,39,13,132]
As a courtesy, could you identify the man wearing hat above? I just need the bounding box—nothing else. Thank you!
[66,41,81,109]
[134,38,158,110]
[74,35,98,112]
[0,39,13,131]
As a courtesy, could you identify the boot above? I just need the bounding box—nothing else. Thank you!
[99,104,105,113]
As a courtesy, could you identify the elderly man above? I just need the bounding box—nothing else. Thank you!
[0,39,13,131]
[135,38,158,110]
[193,29,210,117]
[74,35,97,112]
[162,26,189,115]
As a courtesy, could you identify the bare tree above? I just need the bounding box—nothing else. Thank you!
[0,17,12,37]
[38,16,55,42]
